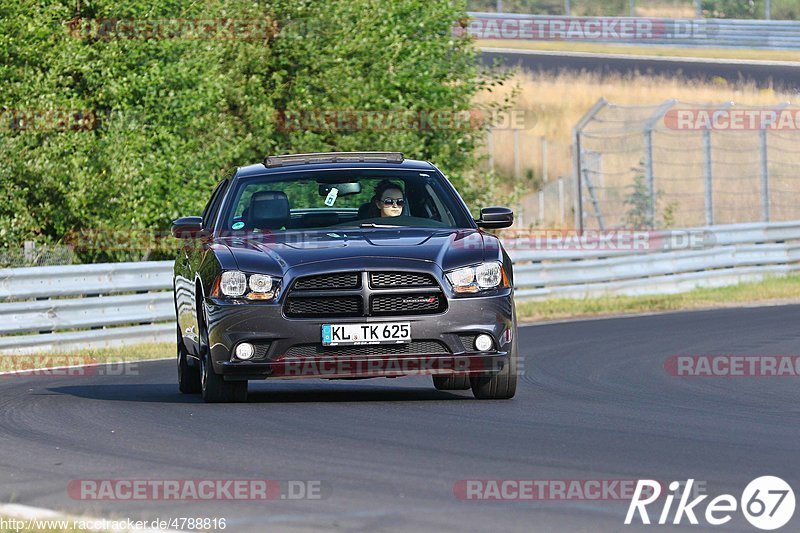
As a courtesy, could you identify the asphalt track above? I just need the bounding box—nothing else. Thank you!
[1,305,800,532]
[483,48,800,89]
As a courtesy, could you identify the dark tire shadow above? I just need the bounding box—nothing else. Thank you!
[47,381,472,403]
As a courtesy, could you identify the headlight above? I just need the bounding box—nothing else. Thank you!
[446,262,508,294]
[220,271,247,297]
[213,271,281,301]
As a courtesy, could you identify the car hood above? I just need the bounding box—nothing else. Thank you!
[217,228,497,275]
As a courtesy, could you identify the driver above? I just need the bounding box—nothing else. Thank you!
[373,180,405,218]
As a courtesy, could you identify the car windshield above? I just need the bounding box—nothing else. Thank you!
[220,169,473,232]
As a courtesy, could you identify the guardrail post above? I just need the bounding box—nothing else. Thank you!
[572,98,607,232]
[703,128,713,226]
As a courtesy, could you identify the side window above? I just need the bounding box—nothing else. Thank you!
[202,180,229,230]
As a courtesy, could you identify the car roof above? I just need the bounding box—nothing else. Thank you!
[234,158,437,179]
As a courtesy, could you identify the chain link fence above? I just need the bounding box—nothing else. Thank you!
[524,99,800,230]
[0,241,75,268]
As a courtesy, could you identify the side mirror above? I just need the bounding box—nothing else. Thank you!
[171,216,204,238]
[476,207,514,229]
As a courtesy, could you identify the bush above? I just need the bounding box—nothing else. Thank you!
[0,0,509,262]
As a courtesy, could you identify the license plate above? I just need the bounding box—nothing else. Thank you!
[322,322,411,346]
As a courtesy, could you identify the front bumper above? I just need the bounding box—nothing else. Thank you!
[204,289,514,381]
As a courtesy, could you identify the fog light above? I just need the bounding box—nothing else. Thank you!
[235,343,255,360]
[475,334,493,352]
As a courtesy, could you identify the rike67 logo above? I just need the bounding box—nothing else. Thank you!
[626,477,795,530]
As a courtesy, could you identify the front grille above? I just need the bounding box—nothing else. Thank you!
[370,293,445,315]
[370,272,437,288]
[293,273,360,290]
[284,271,446,318]
[284,296,362,318]
[284,340,450,358]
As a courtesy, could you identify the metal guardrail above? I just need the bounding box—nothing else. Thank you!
[0,261,174,354]
[1,221,799,353]
[508,221,800,299]
[469,12,800,51]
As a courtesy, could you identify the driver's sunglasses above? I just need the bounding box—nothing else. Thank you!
[382,198,405,207]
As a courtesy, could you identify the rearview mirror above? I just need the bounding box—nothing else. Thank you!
[171,216,204,238]
[319,183,362,197]
[476,207,514,229]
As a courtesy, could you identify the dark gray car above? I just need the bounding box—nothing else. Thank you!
[172,152,518,402]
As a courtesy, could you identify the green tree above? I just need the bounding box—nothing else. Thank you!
[0,0,509,261]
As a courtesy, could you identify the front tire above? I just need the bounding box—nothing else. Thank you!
[471,315,519,400]
[197,303,247,403]
[200,349,247,403]
[178,330,201,394]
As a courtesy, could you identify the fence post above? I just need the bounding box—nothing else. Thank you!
[703,128,713,226]
[643,100,677,228]
[541,137,549,183]
[629,0,636,17]
[513,130,521,179]
[760,128,770,222]
[558,177,565,226]
[766,0,771,20]
[538,190,545,224]
[572,98,607,232]
[695,0,701,17]
[487,130,494,171]
[23,241,35,264]
[564,0,570,16]
[643,130,655,226]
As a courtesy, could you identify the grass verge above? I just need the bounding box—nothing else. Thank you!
[517,274,800,322]
[478,40,800,63]
[0,343,172,373]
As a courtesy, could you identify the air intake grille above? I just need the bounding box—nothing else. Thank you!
[284,296,362,318]
[370,272,437,288]
[370,294,445,315]
[293,273,360,290]
[458,334,477,352]
[285,340,449,358]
